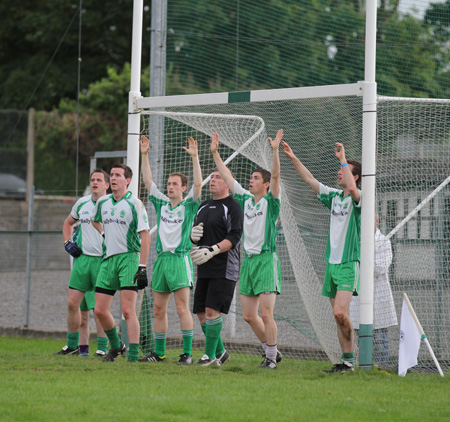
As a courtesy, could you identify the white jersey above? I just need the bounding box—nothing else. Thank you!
[233,180,280,256]
[148,183,199,256]
[318,183,361,264]
[350,229,398,329]
[70,194,103,257]
[91,191,149,259]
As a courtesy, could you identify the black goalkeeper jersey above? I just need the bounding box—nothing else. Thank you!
[193,195,243,281]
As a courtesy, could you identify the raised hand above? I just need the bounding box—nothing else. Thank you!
[281,140,295,159]
[210,132,219,154]
[140,136,150,154]
[269,129,283,150]
[182,137,198,157]
[334,142,346,163]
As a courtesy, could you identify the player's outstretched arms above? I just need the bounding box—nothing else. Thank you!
[269,129,283,198]
[211,132,236,193]
[140,136,153,191]
[282,141,320,193]
[183,137,202,201]
[335,142,360,203]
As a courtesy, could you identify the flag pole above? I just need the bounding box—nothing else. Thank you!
[402,293,444,377]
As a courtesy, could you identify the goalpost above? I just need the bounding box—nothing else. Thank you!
[127,0,450,372]
[130,87,450,372]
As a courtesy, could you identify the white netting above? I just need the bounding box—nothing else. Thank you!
[136,94,450,372]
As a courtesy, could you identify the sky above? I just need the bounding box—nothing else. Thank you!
[397,0,447,18]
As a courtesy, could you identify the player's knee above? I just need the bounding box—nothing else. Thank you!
[243,312,256,324]
[260,311,274,325]
[333,310,346,325]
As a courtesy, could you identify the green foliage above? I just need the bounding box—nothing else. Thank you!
[1,336,450,422]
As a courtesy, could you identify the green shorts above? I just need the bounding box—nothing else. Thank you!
[69,254,103,292]
[96,252,140,291]
[152,252,194,293]
[239,252,281,296]
[322,261,360,298]
[80,290,95,311]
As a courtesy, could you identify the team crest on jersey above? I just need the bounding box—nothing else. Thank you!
[120,210,126,218]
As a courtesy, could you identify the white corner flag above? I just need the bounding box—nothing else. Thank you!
[398,296,421,376]
[398,293,444,377]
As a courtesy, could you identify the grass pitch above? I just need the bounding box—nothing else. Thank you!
[1,336,449,421]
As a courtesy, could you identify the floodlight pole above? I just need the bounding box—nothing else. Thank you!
[359,0,378,370]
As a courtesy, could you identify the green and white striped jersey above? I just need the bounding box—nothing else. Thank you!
[91,192,149,259]
[71,195,103,257]
[318,183,361,264]
[233,180,280,256]
[149,183,200,256]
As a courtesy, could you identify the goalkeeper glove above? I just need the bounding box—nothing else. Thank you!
[190,222,204,243]
[134,265,148,290]
[64,240,82,258]
[190,244,220,265]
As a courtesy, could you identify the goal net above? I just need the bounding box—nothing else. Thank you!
[136,89,450,372]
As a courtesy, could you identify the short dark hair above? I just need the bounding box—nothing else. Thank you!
[90,168,110,184]
[111,162,133,180]
[348,160,362,187]
[253,167,271,184]
[212,167,235,179]
[169,172,188,187]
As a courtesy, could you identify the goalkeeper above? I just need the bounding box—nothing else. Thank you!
[282,140,361,373]
[204,130,283,369]
[54,169,110,357]
[139,135,202,365]
[190,168,243,366]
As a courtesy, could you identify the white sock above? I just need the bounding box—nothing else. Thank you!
[261,341,268,352]
[266,344,277,362]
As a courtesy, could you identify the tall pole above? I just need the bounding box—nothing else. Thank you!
[359,0,378,370]
[149,0,167,187]
[127,0,144,196]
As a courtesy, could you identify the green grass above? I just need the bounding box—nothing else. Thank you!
[1,336,449,422]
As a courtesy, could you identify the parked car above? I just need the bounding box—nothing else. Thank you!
[0,173,27,199]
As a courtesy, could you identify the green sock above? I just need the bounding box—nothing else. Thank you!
[104,327,121,351]
[67,332,79,350]
[205,316,222,359]
[215,337,225,358]
[154,332,167,357]
[181,330,193,355]
[201,323,206,335]
[127,343,139,362]
[342,352,354,364]
[97,336,108,353]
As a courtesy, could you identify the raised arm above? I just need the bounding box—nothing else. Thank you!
[269,129,283,198]
[140,135,153,191]
[182,137,202,201]
[335,142,360,203]
[282,141,320,194]
[210,132,236,194]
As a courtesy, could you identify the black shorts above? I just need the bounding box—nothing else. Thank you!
[193,278,237,314]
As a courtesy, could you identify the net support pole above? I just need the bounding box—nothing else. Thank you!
[123,0,144,348]
[358,0,378,370]
[127,0,143,196]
